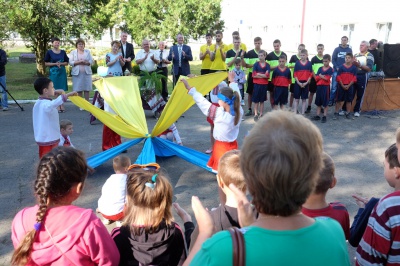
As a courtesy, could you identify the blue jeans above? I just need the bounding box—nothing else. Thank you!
[329,71,338,103]
[0,75,7,108]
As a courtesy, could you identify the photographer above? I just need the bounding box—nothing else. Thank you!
[0,48,8,111]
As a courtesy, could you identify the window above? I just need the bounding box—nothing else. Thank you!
[377,22,392,43]
[342,23,355,41]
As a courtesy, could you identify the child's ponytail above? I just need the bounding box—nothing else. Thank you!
[233,91,241,125]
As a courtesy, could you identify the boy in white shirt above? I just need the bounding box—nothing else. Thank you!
[98,155,131,225]
[59,119,74,147]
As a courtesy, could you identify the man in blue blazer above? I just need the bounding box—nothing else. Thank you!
[168,33,193,86]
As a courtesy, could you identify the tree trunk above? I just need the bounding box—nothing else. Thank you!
[34,39,48,77]
[109,27,113,41]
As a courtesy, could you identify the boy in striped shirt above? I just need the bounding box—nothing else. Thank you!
[356,142,400,265]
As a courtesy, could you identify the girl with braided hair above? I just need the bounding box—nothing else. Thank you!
[11,147,119,265]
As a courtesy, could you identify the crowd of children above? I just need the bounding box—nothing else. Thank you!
[14,93,400,264]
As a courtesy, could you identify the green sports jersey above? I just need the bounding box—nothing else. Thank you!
[311,55,324,74]
[266,51,287,81]
[243,49,259,74]
[225,49,244,71]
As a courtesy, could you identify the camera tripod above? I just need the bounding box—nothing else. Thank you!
[0,81,24,111]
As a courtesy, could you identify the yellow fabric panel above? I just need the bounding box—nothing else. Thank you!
[93,77,148,135]
[69,96,147,138]
[151,72,228,136]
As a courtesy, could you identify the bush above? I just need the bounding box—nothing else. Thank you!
[91,60,98,74]
[132,65,140,75]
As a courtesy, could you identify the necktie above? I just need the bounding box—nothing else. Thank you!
[178,45,182,67]
[63,136,70,147]
[159,50,163,68]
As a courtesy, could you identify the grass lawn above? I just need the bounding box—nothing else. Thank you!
[5,45,203,100]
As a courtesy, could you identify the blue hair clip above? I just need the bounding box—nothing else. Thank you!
[34,222,42,231]
[145,174,158,190]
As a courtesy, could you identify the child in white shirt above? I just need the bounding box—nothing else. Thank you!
[98,155,131,225]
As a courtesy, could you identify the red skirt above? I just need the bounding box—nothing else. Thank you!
[207,140,238,172]
[102,125,122,151]
[101,210,124,221]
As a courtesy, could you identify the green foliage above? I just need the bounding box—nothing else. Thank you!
[4,0,110,76]
[66,65,72,77]
[91,60,99,74]
[138,70,167,95]
[124,0,224,42]
[132,65,141,75]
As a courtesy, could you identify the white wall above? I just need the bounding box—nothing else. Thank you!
[222,0,399,56]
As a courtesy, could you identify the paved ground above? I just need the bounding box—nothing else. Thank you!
[0,98,399,265]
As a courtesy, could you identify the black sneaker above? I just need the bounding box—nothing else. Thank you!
[245,109,252,116]
[311,115,321,121]
[305,106,311,113]
[333,112,339,120]
[345,112,351,119]
[328,101,333,107]
[321,116,327,123]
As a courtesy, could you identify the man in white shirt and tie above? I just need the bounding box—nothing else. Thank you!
[156,41,171,101]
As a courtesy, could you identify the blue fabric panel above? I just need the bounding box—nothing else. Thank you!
[135,138,156,164]
[87,138,143,168]
[152,137,213,172]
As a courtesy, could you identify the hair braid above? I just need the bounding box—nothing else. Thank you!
[11,159,52,265]
[12,147,88,265]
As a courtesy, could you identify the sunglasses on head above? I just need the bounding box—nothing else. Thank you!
[128,163,160,171]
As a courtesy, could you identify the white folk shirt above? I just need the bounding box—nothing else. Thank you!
[97,173,127,216]
[135,49,156,72]
[189,87,243,142]
[33,95,66,145]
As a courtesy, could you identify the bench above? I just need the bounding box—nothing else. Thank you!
[19,53,36,63]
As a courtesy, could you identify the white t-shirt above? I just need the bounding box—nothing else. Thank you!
[97,173,127,216]
[189,87,243,142]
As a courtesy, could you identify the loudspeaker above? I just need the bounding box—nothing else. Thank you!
[383,44,400,78]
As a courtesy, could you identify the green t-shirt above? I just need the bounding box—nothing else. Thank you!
[190,217,350,266]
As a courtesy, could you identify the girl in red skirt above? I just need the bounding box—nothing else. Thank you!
[182,78,243,172]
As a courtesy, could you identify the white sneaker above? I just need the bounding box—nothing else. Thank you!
[241,100,245,106]
[338,110,345,116]
[102,219,112,225]
[354,112,360,117]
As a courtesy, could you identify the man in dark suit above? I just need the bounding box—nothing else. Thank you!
[120,32,135,73]
[168,33,193,87]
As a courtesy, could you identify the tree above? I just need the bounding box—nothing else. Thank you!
[5,0,110,76]
[124,0,224,43]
